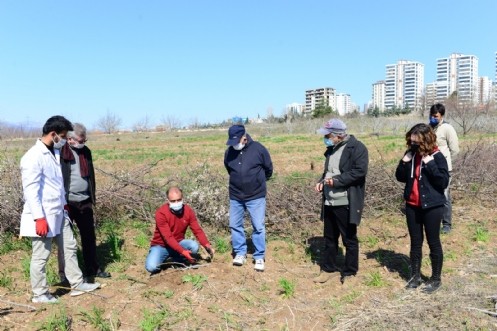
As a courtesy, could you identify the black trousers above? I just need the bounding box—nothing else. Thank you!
[69,199,101,276]
[321,205,358,276]
[405,204,443,264]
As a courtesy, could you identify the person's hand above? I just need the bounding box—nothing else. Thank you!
[204,245,215,259]
[35,218,49,237]
[324,177,334,187]
[402,151,413,162]
[63,204,71,219]
[182,250,196,264]
[422,154,434,164]
[315,182,323,192]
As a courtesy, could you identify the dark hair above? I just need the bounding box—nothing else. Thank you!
[42,116,73,135]
[429,103,445,116]
[405,123,437,156]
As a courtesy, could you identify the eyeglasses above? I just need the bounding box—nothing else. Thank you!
[168,198,183,203]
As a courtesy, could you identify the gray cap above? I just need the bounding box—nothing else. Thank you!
[317,118,347,135]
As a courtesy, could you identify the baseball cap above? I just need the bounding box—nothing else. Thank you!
[226,125,246,146]
[317,118,347,135]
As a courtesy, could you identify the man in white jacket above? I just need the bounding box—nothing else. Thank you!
[429,103,460,234]
[20,115,100,303]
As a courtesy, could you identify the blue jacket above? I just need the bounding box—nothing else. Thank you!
[224,134,273,201]
[395,150,449,209]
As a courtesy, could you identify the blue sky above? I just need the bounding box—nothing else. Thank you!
[1,0,496,130]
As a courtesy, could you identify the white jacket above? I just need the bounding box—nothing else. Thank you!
[20,139,67,237]
[433,121,459,172]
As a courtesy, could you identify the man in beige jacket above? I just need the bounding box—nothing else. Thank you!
[429,103,460,234]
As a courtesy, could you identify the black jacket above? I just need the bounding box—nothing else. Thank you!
[395,150,449,209]
[320,135,369,225]
[224,134,273,201]
[61,145,96,204]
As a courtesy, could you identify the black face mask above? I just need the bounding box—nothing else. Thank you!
[410,143,420,153]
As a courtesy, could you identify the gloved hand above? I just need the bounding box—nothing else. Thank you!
[35,218,49,237]
[181,250,196,264]
[204,245,215,259]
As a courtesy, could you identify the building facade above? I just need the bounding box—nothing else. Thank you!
[305,87,336,114]
[371,80,385,112]
[435,53,479,103]
[384,60,424,111]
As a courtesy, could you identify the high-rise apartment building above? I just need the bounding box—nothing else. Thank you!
[435,53,479,103]
[384,60,424,111]
[335,93,354,115]
[305,87,336,114]
[478,76,492,104]
[371,80,385,112]
[424,82,438,109]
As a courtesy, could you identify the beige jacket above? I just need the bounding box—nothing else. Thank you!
[433,121,459,171]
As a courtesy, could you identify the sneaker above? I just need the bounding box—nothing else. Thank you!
[32,293,58,303]
[70,282,101,297]
[232,255,246,266]
[441,225,451,234]
[254,259,265,272]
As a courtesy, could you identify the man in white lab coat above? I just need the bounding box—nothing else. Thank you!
[20,115,101,303]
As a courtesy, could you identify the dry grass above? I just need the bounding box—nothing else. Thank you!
[1,119,497,330]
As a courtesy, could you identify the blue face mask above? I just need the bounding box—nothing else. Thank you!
[429,117,439,126]
[323,137,334,147]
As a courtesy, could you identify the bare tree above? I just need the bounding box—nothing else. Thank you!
[159,114,181,131]
[132,115,152,132]
[96,111,122,134]
[445,94,491,135]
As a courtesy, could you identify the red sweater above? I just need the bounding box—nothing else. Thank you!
[150,203,210,254]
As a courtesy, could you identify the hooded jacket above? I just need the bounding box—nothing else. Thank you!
[395,150,449,209]
[224,134,273,201]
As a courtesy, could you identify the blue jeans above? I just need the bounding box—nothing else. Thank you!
[145,239,199,273]
[229,197,266,260]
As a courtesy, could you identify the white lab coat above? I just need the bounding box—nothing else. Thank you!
[20,139,67,238]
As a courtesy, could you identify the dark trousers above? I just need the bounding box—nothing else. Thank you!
[405,204,444,264]
[321,205,358,276]
[69,199,100,276]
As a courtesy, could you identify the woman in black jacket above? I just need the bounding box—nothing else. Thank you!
[395,123,449,293]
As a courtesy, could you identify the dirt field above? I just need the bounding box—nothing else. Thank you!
[1,124,497,330]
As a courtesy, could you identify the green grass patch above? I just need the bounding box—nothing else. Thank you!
[79,306,113,331]
[364,271,386,287]
[37,309,71,331]
[182,273,207,290]
[0,234,31,255]
[139,308,169,331]
[278,277,296,298]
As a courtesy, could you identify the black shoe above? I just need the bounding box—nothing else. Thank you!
[422,280,441,294]
[340,273,356,284]
[95,270,111,278]
[405,276,422,289]
[441,225,451,234]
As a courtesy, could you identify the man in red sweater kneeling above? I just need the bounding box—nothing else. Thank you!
[145,186,215,274]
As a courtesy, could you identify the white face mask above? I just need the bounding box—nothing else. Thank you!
[71,142,85,149]
[53,134,67,149]
[169,201,184,211]
[233,143,245,150]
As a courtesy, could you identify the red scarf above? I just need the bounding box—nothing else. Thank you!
[61,144,89,177]
[406,147,439,207]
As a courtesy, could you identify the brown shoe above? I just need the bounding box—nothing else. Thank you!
[313,271,335,283]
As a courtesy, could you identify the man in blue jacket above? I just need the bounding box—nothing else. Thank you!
[224,125,273,272]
